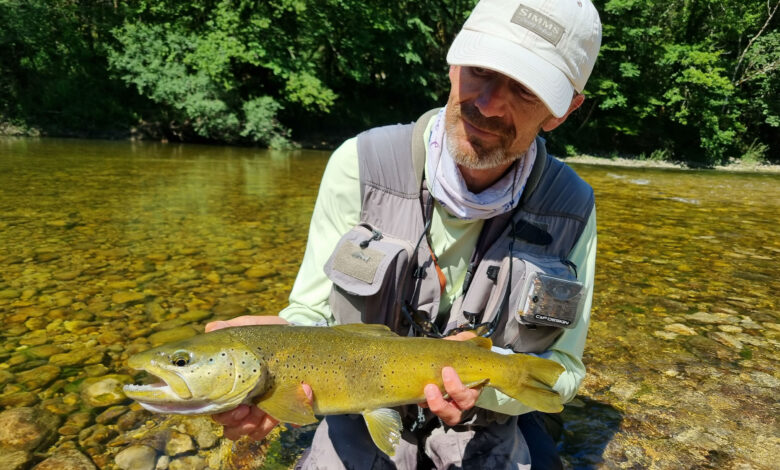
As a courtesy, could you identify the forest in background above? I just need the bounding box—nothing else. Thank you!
[0,0,777,166]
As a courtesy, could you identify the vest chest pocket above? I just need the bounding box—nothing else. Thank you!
[324,224,414,326]
[512,254,584,329]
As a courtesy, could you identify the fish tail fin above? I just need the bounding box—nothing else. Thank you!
[496,354,565,413]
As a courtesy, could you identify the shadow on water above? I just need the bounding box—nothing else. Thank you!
[559,398,623,469]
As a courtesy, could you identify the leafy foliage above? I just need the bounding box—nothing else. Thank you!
[1,0,777,162]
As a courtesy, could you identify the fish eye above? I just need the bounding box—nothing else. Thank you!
[171,351,191,367]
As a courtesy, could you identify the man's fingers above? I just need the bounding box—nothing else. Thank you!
[441,367,479,410]
[222,406,279,441]
[212,404,251,426]
[424,384,462,426]
[206,315,289,332]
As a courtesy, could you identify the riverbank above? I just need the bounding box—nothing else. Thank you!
[562,154,780,173]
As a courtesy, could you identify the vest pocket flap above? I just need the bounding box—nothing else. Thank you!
[325,228,408,296]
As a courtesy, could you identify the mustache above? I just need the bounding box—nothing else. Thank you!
[460,102,514,139]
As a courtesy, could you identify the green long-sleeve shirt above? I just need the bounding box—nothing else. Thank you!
[280,121,597,415]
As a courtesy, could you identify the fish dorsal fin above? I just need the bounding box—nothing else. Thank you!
[465,336,492,349]
[333,323,398,337]
[255,382,317,426]
[362,408,402,456]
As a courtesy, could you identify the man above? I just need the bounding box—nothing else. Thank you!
[207,0,601,467]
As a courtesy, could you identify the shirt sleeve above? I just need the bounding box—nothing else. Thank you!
[476,207,597,415]
[278,138,362,326]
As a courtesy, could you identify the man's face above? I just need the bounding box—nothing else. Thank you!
[445,66,557,170]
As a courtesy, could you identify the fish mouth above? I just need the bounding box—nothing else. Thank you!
[124,356,193,401]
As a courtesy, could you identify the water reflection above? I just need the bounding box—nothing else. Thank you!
[0,139,777,468]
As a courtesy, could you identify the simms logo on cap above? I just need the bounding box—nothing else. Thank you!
[511,4,565,46]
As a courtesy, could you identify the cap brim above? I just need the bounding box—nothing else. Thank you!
[447,30,573,118]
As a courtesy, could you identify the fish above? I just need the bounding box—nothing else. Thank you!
[123,323,564,456]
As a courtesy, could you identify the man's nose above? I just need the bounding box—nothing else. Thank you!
[473,78,508,118]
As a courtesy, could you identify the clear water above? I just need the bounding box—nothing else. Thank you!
[1,138,777,469]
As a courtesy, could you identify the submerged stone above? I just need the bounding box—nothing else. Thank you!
[115,445,157,470]
[33,448,96,470]
[0,407,60,451]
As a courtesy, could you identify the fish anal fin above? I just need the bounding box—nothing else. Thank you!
[333,323,398,337]
[442,378,490,400]
[255,382,317,425]
[465,336,492,349]
[362,407,402,456]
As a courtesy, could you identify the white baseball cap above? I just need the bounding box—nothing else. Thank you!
[447,0,602,117]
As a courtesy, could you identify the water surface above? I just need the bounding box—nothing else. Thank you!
[0,138,777,469]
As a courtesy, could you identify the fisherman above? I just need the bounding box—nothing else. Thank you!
[207,0,601,467]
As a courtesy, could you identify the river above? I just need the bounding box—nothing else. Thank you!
[0,137,777,469]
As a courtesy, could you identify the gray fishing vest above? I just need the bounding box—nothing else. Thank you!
[324,110,594,354]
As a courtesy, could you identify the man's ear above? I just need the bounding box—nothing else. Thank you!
[542,94,586,132]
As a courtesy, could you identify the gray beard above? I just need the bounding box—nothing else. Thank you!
[444,124,521,170]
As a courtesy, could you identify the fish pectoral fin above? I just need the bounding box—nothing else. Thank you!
[255,382,317,426]
[442,378,490,400]
[362,408,403,457]
[333,323,398,337]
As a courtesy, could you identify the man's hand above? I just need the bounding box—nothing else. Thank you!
[205,315,313,441]
[421,331,482,426]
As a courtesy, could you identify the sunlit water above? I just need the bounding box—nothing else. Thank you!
[0,138,777,469]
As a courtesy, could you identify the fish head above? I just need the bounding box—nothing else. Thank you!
[123,331,269,415]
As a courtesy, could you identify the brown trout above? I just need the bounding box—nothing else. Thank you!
[123,323,564,455]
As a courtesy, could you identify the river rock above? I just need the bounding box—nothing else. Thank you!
[82,375,132,408]
[164,431,194,456]
[116,409,147,431]
[59,411,93,436]
[78,423,117,448]
[181,417,220,449]
[26,344,66,359]
[0,390,39,407]
[245,266,276,279]
[96,405,128,424]
[0,449,31,470]
[115,445,157,470]
[0,407,60,451]
[168,455,205,470]
[33,448,96,470]
[664,323,697,335]
[0,370,14,385]
[112,291,147,305]
[0,288,21,299]
[16,365,61,390]
[685,311,738,325]
[49,348,104,367]
[148,326,198,346]
[212,302,247,316]
[711,331,743,349]
[155,455,170,469]
[179,310,212,322]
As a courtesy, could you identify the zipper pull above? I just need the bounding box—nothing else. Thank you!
[360,229,383,248]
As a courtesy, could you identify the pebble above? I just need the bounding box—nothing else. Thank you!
[115,445,157,470]
[212,302,247,316]
[685,311,739,325]
[49,348,104,367]
[81,375,132,408]
[59,411,93,436]
[181,417,220,449]
[95,405,128,424]
[164,431,195,456]
[16,365,61,390]
[78,424,117,448]
[0,449,31,470]
[32,448,96,470]
[168,455,205,470]
[112,292,147,305]
[179,310,212,322]
[245,266,276,279]
[0,407,60,451]
[664,323,697,335]
[711,332,743,350]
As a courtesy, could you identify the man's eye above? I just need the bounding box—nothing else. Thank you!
[471,67,492,77]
